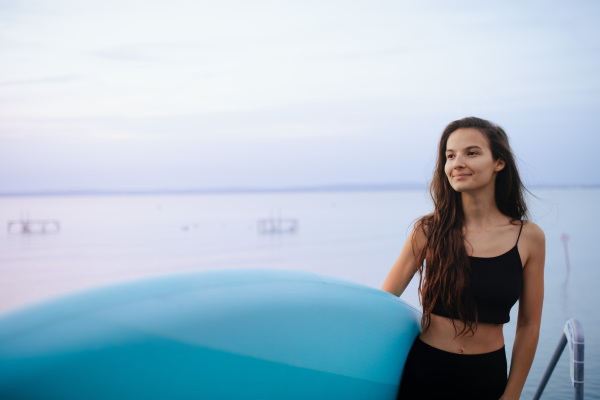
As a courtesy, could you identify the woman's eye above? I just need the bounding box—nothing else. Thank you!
[446,154,454,159]
[468,151,478,156]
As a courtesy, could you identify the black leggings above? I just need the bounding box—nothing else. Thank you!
[397,337,507,400]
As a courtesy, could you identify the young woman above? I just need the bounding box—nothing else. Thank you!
[382,117,545,400]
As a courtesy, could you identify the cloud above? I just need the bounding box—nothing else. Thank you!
[0,74,81,86]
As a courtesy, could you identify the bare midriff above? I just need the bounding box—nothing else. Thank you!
[419,314,505,354]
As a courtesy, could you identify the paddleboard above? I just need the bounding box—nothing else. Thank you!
[0,269,420,399]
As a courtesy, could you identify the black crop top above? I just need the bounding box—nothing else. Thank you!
[431,222,524,324]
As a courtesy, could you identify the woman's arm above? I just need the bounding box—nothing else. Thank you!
[501,222,546,400]
[381,225,424,296]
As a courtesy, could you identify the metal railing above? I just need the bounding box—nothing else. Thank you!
[532,318,584,400]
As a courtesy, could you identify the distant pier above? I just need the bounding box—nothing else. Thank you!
[257,211,298,234]
[7,219,60,234]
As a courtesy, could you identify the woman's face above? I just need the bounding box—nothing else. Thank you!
[444,128,505,193]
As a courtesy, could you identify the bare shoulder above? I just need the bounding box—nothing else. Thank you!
[520,221,545,270]
[411,219,428,252]
[522,221,545,245]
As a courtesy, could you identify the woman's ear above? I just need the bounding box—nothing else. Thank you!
[495,159,506,172]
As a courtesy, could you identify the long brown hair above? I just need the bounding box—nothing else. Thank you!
[414,117,528,335]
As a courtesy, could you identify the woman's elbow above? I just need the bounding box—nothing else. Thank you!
[380,282,400,296]
[516,320,541,340]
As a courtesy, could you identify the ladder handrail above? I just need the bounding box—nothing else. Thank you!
[532,318,584,400]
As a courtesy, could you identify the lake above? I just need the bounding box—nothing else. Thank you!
[1,188,598,399]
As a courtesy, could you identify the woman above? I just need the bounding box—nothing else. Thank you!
[382,117,545,400]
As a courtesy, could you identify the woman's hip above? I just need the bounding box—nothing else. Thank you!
[397,337,507,399]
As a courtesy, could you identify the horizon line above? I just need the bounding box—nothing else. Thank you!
[1,182,599,197]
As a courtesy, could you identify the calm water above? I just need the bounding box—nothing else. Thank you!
[0,188,598,399]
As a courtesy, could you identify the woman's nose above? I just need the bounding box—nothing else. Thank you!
[453,154,466,167]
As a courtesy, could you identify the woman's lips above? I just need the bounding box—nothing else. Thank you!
[453,174,471,179]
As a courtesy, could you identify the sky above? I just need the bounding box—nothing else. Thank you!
[1,0,599,193]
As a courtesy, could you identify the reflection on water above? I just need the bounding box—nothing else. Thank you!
[560,274,570,321]
[561,233,571,273]
[559,233,571,324]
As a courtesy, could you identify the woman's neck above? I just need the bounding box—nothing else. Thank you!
[460,189,504,231]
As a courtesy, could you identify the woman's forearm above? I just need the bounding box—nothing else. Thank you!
[501,324,540,399]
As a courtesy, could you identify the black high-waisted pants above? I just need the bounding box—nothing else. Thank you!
[397,337,507,400]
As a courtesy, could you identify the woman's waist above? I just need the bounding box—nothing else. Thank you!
[420,314,505,355]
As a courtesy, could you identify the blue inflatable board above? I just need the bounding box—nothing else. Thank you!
[0,269,421,399]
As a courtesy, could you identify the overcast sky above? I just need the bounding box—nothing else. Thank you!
[1,0,599,193]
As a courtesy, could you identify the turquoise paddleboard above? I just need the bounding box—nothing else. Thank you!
[0,269,420,399]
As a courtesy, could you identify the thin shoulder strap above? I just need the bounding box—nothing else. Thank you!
[516,220,524,245]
